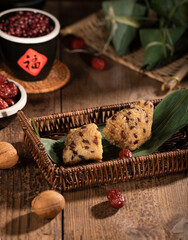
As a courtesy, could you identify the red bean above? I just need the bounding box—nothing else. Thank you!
[0,11,54,38]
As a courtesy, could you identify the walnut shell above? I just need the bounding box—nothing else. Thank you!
[0,142,19,169]
[32,190,65,219]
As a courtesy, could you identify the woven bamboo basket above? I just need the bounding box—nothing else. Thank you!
[61,10,188,90]
[17,99,188,192]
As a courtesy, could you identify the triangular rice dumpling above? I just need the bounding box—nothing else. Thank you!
[102,0,146,56]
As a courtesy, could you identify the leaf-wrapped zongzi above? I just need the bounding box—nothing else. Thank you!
[102,0,146,56]
[140,26,188,70]
[151,0,188,27]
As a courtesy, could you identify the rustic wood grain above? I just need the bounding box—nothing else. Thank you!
[0,1,62,240]
[60,48,164,113]
[0,1,188,240]
[0,115,63,239]
[63,173,188,240]
[59,2,188,240]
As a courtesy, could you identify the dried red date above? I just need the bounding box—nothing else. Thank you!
[0,74,19,110]
[107,189,124,209]
[119,149,133,159]
[69,37,85,50]
[5,98,15,107]
[91,57,106,70]
[7,82,18,98]
[0,74,8,84]
[0,97,9,109]
[0,83,11,98]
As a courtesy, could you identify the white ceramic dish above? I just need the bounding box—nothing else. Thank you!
[0,79,27,118]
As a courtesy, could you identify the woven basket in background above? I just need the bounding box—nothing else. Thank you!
[61,10,188,91]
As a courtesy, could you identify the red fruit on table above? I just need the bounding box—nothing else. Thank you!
[69,37,85,50]
[119,149,133,159]
[107,189,124,209]
[0,97,9,109]
[91,57,106,70]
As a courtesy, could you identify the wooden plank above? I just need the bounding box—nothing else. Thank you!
[58,3,188,240]
[0,1,62,240]
[59,48,162,112]
[59,1,102,28]
[0,1,188,240]
[0,120,62,240]
[63,173,188,240]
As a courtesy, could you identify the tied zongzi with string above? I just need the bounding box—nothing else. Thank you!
[102,0,188,71]
[140,26,188,71]
[102,0,146,56]
[140,0,188,70]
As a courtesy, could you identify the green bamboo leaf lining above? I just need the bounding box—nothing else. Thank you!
[41,137,65,166]
[40,125,120,166]
[133,89,188,157]
[32,118,40,137]
[31,90,188,164]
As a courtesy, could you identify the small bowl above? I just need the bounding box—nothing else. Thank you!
[0,79,27,129]
[0,8,60,81]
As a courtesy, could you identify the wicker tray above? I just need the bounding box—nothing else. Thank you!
[61,10,188,90]
[17,100,188,192]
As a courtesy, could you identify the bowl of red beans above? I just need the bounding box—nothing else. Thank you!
[0,8,60,81]
[0,74,27,129]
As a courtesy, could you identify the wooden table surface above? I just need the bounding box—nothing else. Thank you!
[0,1,188,240]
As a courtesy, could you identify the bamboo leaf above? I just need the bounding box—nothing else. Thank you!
[31,119,40,138]
[41,137,65,166]
[33,90,188,164]
[98,125,121,161]
[140,27,187,70]
[115,16,140,28]
[39,125,120,166]
[151,0,188,27]
[102,0,146,56]
[133,89,188,157]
